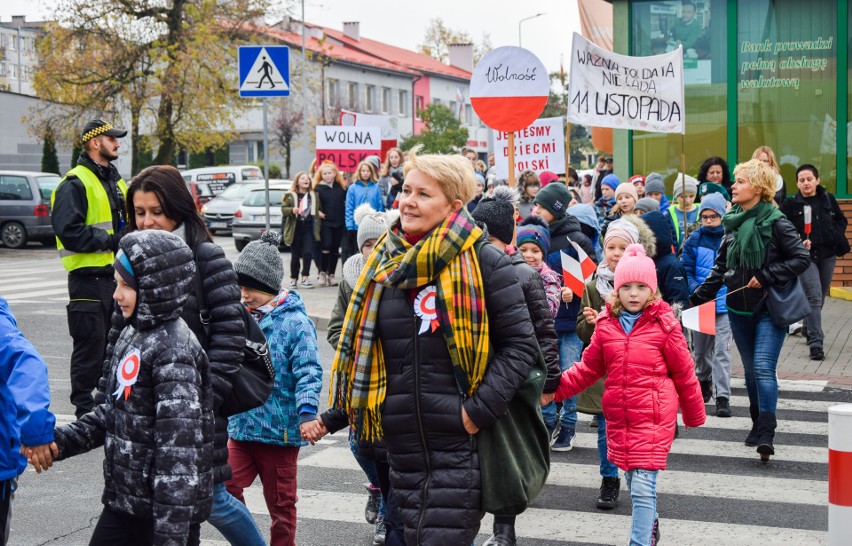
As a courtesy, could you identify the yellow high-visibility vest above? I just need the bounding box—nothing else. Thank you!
[51,165,127,272]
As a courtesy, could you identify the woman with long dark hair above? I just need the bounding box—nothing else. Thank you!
[697,156,732,197]
[118,165,264,545]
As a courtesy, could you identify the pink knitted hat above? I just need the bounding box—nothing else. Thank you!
[614,182,639,201]
[614,243,658,293]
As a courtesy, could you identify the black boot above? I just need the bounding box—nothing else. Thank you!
[756,412,777,463]
[699,379,713,403]
[596,476,620,509]
[482,523,517,546]
[744,405,760,447]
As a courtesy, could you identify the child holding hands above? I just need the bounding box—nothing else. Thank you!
[557,243,706,546]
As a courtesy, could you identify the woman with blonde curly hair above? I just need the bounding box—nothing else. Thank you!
[329,146,537,544]
[691,159,809,462]
[312,161,347,286]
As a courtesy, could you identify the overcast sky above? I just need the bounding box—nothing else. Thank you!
[3,0,582,75]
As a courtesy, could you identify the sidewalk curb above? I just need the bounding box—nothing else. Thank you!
[830,286,852,301]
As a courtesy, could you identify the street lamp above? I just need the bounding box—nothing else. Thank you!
[518,13,545,47]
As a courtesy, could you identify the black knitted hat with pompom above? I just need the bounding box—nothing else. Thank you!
[470,185,519,245]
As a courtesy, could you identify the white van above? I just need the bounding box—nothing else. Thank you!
[182,165,265,196]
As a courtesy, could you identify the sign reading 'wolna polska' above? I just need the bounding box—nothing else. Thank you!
[470,46,550,133]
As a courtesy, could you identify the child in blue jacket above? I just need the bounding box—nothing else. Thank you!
[228,231,324,546]
[681,193,733,417]
[1,297,56,546]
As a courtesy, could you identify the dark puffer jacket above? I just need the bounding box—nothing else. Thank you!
[544,215,598,333]
[55,230,215,545]
[99,237,244,485]
[508,250,560,393]
[378,238,537,545]
[691,215,811,314]
[641,212,690,306]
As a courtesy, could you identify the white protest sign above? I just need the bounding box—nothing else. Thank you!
[568,32,685,134]
[492,117,566,178]
[315,126,381,171]
[470,46,550,132]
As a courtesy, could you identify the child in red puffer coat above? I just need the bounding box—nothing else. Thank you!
[556,243,705,546]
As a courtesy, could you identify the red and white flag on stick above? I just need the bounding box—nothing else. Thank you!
[561,241,596,297]
[682,301,716,335]
[804,205,812,238]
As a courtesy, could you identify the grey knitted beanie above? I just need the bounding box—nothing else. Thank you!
[234,230,283,294]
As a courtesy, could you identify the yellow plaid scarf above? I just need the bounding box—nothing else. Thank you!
[330,208,490,441]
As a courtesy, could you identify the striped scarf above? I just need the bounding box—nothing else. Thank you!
[330,208,489,441]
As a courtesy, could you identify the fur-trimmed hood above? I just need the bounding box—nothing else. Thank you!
[620,214,657,258]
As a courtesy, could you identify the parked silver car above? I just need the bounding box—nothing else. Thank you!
[0,171,62,248]
[200,182,264,234]
[232,183,292,251]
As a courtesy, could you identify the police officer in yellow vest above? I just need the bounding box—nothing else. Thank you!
[51,119,128,418]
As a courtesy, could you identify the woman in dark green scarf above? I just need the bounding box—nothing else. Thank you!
[691,159,809,462]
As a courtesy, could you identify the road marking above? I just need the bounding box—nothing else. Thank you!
[727,394,841,413]
[730,377,828,393]
[238,488,828,545]
[3,288,70,301]
[0,279,68,292]
[677,414,827,436]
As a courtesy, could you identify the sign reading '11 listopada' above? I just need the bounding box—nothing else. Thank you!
[568,32,685,134]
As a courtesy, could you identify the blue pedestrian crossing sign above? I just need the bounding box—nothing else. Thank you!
[239,46,290,97]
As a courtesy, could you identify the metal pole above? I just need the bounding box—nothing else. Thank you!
[263,98,270,231]
[301,0,308,171]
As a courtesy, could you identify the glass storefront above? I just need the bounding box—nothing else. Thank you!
[631,0,728,188]
[623,0,848,196]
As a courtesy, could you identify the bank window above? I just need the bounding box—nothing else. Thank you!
[365,85,375,113]
[738,0,837,193]
[397,90,408,116]
[630,0,727,189]
[382,87,391,114]
[347,82,358,110]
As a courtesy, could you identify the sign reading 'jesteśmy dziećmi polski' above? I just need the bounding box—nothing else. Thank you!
[568,32,685,134]
[315,126,381,171]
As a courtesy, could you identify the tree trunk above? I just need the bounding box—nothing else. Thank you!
[285,140,291,179]
[130,106,140,176]
[152,0,186,166]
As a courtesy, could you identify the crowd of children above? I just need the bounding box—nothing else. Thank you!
[5,144,846,546]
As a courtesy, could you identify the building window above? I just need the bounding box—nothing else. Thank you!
[348,82,358,110]
[9,64,16,79]
[398,90,408,116]
[327,79,339,108]
[0,63,6,77]
[8,34,16,51]
[381,87,391,114]
[465,104,473,125]
[365,85,375,113]
[433,98,442,106]
[415,95,424,120]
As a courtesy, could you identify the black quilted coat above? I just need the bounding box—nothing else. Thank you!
[55,230,215,545]
[99,238,245,484]
[508,250,560,393]
[377,237,537,545]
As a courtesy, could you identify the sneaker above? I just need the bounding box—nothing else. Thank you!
[289,279,297,288]
[715,396,732,418]
[364,484,381,524]
[372,519,387,545]
[546,415,562,446]
[551,426,575,452]
[596,476,620,510]
[300,278,314,289]
[590,415,599,428]
[318,272,328,287]
[328,274,339,286]
[699,379,713,403]
[788,321,803,336]
[651,518,661,545]
[809,346,825,361]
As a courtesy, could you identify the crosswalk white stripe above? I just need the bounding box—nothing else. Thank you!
[299,447,826,506]
[3,288,70,300]
[0,280,68,292]
[678,413,828,435]
[239,488,828,545]
[727,394,838,413]
[730,377,828,393]
[571,431,827,464]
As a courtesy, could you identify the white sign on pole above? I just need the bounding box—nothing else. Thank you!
[568,32,685,134]
[315,125,382,171]
[492,117,566,179]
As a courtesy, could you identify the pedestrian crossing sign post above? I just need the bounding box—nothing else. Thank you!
[238,46,290,97]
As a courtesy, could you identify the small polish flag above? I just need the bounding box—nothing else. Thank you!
[682,301,716,335]
[803,205,812,236]
[570,240,597,280]
[392,196,399,209]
